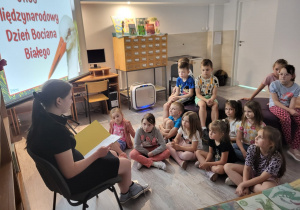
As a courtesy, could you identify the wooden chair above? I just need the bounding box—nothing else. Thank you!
[71,85,87,122]
[84,80,109,124]
[27,149,123,210]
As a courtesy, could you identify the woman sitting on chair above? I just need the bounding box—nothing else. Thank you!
[26,79,150,204]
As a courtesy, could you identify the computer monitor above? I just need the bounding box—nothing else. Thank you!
[87,49,106,68]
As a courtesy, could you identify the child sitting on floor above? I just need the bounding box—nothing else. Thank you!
[166,111,202,170]
[224,126,286,197]
[195,120,237,182]
[109,108,135,158]
[130,113,170,170]
[224,100,243,142]
[159,102,184,141]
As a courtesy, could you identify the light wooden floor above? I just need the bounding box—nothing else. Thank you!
[15,86,300,210]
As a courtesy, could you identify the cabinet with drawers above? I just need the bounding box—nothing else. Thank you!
[113,34,168,71]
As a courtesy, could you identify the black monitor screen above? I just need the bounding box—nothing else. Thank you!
[87,49,106,63]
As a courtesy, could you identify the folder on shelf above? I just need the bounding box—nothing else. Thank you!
[75,120,120,158]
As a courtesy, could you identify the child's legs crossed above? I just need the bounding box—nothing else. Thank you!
[129,149,153,168]
[165,119,174,130]
[195,149,208,164]
[149,149,170,162]
[211,165,225,174]
[252,181,277,193]
[224,163,244,185]
[111,140,126,155]
[178,151,196,161]
[166,142,182,164]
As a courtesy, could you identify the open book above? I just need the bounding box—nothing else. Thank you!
[75,120,120,158]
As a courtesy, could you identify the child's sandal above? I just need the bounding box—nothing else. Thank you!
[180,161,188,170]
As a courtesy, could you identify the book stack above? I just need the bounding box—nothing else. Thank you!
[202,182,300,210]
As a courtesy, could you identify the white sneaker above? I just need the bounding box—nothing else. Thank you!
[153,161,166,170]
[205,171,218,182]
[225,177,236,186]
[287,149,300,162]
[194,161,200,168]
[136,162,143,170]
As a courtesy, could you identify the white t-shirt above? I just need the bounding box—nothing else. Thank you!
[178,127,203,150]
[229,119,240,139]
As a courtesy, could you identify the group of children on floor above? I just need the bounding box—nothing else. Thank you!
[107,57,300,197]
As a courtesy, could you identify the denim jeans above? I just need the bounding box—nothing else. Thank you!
[232,143,249,162]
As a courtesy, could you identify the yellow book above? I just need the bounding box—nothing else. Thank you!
[75,120,120,157]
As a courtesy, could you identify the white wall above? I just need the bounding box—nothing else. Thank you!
[272,0,300,84]
[81,3,209,88]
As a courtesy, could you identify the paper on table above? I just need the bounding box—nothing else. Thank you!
[84,134,120,158]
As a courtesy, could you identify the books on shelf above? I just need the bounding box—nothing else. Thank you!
[111,16,123,34]
[147,17,160,34]
[128,24,137,35]
[75,120,120,158]
[136,18,146,35]
[124,18,135,34]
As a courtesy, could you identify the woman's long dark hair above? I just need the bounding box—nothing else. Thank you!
[26,79,72,147]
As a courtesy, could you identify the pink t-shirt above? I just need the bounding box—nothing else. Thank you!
[262,73,278,91]
[113,123,126,142]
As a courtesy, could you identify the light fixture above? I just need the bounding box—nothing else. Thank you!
[127,1,130,4]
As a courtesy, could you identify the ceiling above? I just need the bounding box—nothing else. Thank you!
[80,0,230,5]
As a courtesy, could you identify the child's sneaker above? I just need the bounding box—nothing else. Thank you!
[205,171,218,182]
[152,161,166,170]
[225,177,236,186]
[136,162,143,170]
[119,182,150,204]
[194,161,200,168]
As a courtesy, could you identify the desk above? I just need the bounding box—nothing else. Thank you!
[117,66,167,109]
[72,72,120,121]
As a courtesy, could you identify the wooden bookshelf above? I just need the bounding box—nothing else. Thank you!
[0,89,29,210]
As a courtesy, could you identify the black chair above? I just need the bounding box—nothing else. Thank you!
[168,63,193,96]
[27,149,123,210]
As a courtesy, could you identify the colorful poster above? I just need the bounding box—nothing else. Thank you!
[128,24,137,36]
[111,16,123,34]
[124,18,135,34]
[136,18,146,35]
[237,194,280,210]
[0,0,81,105]
[147,17,160,34]
[263,184,300,210]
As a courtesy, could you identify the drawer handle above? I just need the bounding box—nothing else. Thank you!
[134,52,139,55]
[155,44,160,47]
[141,38,146,41]
[141,51,146,54]
[141,45,146,48]
[127,59,132,62]
[162,49,166,52]
[134,46,139,49]
[162,55,166,58]
[156,56,160,59]
[148,44,153,47]
[134,39,138,42]
[135,59,140,62]
[126,46,132,49]
[149,51,153,54]
[155,50,160,53]
[148,38,153,41]
[162,37,166,40]
[142,64,147,67]
[125,39,131,43]
[142,58,147,61]
[149,63,154,66]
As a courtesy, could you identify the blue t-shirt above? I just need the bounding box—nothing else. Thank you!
[176,76,195,96]
[168,116,182,128]
[269,80,300,107]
